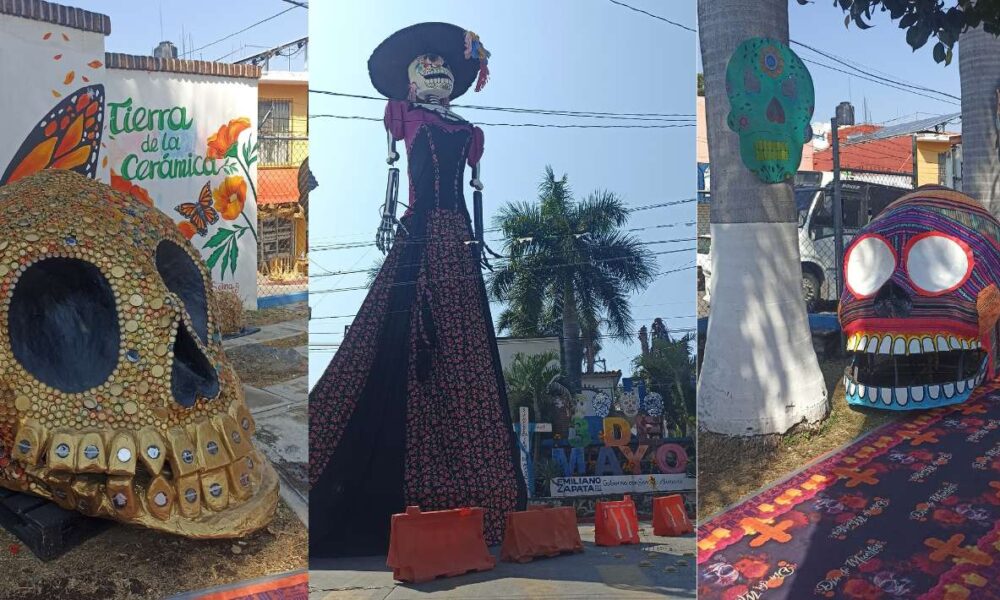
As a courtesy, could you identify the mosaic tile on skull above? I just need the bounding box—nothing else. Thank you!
[0,170,277,537]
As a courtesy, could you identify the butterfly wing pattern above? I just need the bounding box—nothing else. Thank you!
[175,181,220,236]
[0,84,105,186]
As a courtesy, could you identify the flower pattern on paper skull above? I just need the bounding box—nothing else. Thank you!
[0,170,277,537]
[620,390,640,418]
[591,391,611,417]
[643,391,664,417]
[407,54,455,102]
[725,38,814,183]
[839,188,1000,410]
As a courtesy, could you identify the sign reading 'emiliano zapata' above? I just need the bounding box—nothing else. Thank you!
[840,188,1000,410]
[725,37,814,183]
[0,170,278,537]
[308,23,527,557]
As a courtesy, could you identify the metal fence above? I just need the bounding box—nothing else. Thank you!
[256,133,309,306]
[697,116,917,321]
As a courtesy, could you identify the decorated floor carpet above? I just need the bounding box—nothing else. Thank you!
[169,570,308,600]
[698,384,1000,600]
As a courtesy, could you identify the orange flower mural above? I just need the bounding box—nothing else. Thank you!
[109,169,153,207]
[212,176,247,220]
[177,221,197,240]
[206,117,251,159]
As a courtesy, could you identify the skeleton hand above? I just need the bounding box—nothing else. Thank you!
[375,215,396,254]
[470,178,483,191]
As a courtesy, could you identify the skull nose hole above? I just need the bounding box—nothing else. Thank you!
[873,280,912,318]
[766,97,785,124]
[170,324,219,408]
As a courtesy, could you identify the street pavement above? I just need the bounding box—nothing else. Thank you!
[224,318,309,524]
[309,525,696,599]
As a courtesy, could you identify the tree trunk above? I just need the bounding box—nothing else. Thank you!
[562,282,582,394]
[959,25,1000,213]
[697,0,828,435]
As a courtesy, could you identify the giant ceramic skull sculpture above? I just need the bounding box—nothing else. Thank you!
[840,188,1000,410]
[725,38,814,183]
[0,170,277,537]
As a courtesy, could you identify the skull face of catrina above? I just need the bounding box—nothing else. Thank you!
[0,170,277,538]
[839,188,1000,410]
[407,53,455,101]
[725,38,814,183]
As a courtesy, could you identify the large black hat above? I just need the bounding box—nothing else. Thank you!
[368,22,490,101]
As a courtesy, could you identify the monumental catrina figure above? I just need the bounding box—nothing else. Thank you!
[0,169,278,537]
[308,23,527,557]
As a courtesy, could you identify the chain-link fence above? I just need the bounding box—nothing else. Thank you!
[697,117,919,321]
[255,128,310,307]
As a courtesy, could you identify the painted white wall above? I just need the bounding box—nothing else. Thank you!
[101,70,259,307]
[0,15,106,179]
[496,336,560,373]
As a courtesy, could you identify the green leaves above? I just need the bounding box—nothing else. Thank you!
[203,226,240,280]
[815,0,1000,64]
[241,136,259,168]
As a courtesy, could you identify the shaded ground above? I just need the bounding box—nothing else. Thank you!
[310,523,695,599]
[245,302,309,328]
[229,342,309,389]
[0,500,307,600]
[697,354,903,520]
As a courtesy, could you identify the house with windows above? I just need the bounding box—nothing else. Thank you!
[238,39,309,305]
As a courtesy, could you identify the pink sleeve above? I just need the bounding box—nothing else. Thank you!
[384,100,408,140]
[468,125,485,167]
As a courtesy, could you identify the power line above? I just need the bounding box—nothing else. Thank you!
[308,90,695,119]
[606,0,696,33]
[790,40,960,103]
[181,6,300,58]
[309,114,693,129]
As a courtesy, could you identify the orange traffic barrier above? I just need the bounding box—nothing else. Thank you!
[386,506,496,583]
[653,494,693,536]
[594,495,640,546]
[500,504,584,563]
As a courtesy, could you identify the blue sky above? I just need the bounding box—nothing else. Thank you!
[308,1,698,387]
[70,1,306,67]
[788,2,960,126]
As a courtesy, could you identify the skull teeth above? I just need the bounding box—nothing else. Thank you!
[10,406,260,521]
[846,333,980,355]
[844,355,987,408]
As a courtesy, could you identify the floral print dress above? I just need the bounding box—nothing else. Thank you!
[308,101,527,557]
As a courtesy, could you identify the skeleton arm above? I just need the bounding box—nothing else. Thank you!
[470,161,501,269]
[376,132,406,253]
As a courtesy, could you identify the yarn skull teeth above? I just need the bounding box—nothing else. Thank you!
[0,170,277,538]
[839,189,1000,411]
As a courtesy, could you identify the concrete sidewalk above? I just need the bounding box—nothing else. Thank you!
[309,525,696,599]
[224,319,309,525]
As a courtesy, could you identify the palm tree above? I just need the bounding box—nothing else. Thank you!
[959,25,1000,212]
[698,0,827,435]
[504,351,561,472]
[633,329,696,437]
[489,166,657,393]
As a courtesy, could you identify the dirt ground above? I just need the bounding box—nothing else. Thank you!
[244,303,309,328]
[0,499,307,600]
[697,355,904,520]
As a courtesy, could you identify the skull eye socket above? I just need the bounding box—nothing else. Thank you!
[8,258,119,393]
[155,241,208,343]
[904,232,973,296]
[845,234,896,298]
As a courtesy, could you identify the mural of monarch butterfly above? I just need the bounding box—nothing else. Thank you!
[174,181,220,236]
[0,84,105,186]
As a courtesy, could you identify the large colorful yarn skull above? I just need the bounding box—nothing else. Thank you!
[839,188,1000,410]
[0,170,277,537]
[725,37,814,183]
